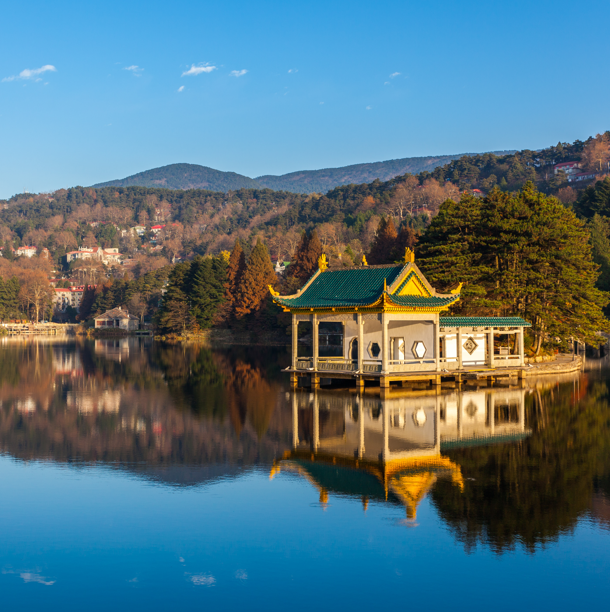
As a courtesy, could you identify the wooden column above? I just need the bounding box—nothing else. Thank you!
[488,327,495,368]
[457,327,463,370]
[312,313,319,370]
[381,313,388,373]
[357,313,364,371]
[291,315,298,369]
[518,327,525,366]
[434,316,441,372]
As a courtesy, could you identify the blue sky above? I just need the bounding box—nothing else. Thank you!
[1,0,608,199]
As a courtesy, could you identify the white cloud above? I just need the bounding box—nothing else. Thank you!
[384,81,390,85]
[235,570,248,580]
[230,69,247,77]
[389,72,401,78]
[124,65,143,76]
[178,86,184,92]
[3,65,56,82]
[288,68,298,73]
[20,572,55,586]
[190,574,216,586]
[182,63,216,77]
[366,106,372,110]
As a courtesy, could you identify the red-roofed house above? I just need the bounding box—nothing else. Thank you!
[554,161,581,176]
[66,247,123,265]
[15,245,37,258]
[53,285,91,311]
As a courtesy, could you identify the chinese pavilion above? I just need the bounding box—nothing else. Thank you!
[270,250,531,388]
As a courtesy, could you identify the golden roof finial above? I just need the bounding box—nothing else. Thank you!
[318,253,328,271]
[383,277,387,292]
[362,255,368,267]
[450,282,463,295]
[404,247,415,264]
[268,285,279,297]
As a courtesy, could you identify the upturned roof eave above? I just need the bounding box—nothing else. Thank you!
[273,291,461,313]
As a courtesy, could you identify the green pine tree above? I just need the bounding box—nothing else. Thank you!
[418,182,609,353]
[188,255,228,329]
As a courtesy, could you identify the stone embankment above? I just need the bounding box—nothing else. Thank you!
[523,354,583,376]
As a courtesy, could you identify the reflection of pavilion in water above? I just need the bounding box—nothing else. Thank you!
[274,387,529,519]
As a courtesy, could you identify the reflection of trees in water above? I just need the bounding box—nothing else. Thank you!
[431,377,610,553]
[0,341,292,468]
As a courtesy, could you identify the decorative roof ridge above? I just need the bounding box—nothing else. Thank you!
[388,262,459,299]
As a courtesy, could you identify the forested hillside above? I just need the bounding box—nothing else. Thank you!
[93,163,261,192]
[255,151,514,193]
[91,151,515,195]
[1,132,609,347]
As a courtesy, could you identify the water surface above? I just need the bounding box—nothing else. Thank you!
[0,338,608,611]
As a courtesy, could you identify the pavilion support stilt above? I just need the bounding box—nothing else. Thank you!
[290,374,299,388]
[380,376,390,389]
[311,374,320,389]
[355,377,365,390]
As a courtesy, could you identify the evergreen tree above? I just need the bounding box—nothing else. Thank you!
[418,183,609,353]
[188,255,227,329]
[575,177,610,218]
[367,216,398,264]
[157,263,194,334]
[588,214,610,294]
[3,240,14,261]
[234,240,277,319]
[77,285,96,321]
[289,230,322,281]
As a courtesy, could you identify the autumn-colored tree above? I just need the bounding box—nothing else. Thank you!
[289,231,322,281]
[82,231,97,248]
[556,186,577,205]
[224,240,246,312]
[582,134,610,172]
[127,293,147,323]
[393,224,419,261]
[234,240,276,319]
[367,216,398,264]
[18,270,52,322]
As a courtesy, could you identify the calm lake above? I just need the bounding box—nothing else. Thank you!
[0,338,609,611]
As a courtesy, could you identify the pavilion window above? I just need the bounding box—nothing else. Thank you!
[369,342,381,358]
[318,322,343,358]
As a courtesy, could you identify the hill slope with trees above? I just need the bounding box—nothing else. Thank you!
[255,152,514,193]
[1,132,610,347]
[93,163,262,192]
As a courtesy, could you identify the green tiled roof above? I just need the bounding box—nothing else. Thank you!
[389,294,458,308]
[275,265,403,309]
[439,317,531,327]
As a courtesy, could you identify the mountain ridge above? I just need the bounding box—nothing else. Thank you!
[92,151,516,195]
